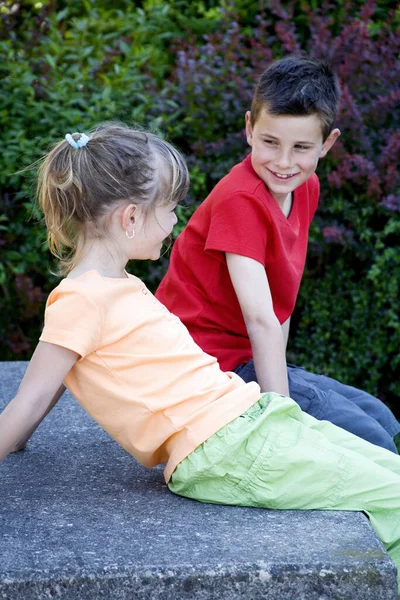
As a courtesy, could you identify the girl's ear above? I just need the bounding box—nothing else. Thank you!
[320,128,341,158]
[121,203,138,237]
[245,111,254,147]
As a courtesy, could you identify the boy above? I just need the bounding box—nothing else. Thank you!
[156,55,400,452]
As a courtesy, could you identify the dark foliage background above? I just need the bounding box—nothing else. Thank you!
[1,0,399,407]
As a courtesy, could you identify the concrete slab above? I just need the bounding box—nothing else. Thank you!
[0,361,397,599]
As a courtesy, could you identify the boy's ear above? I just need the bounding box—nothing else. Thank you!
[319,128,341,158]
[245,111,254,146]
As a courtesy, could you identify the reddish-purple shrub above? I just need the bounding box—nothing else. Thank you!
[147,1,399,213]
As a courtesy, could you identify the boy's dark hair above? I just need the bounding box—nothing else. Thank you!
[250,56,340,140]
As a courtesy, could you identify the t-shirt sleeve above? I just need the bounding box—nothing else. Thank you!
[39,287,102,358]
[205,192,270,265]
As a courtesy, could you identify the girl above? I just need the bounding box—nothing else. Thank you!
[1,123,400,594]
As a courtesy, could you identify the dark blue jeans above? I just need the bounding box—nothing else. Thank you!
[234,361,400,454]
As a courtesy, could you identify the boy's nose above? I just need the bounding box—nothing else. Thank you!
[275,149,293,169]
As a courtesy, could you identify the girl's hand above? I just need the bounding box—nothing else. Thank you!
[10,441,28,452]
[0,342,78,461]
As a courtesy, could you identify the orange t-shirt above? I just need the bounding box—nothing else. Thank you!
[39,270,260,481]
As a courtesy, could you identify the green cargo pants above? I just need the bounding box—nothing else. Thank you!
[169,393,400,591]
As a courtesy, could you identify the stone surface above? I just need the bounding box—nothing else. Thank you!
[0,361,397,599]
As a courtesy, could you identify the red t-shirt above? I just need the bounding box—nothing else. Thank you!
[156,154,319,371]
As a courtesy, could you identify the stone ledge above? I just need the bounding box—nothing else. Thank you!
[0,361,397,599]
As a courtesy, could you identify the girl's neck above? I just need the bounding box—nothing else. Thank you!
[68,265,128,279]
[68,239,128,280]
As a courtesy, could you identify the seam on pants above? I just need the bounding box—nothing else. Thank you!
[232,432,278,500]
[386,420,400,437]
[322,449,352,507]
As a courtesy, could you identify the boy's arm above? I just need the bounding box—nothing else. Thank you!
[281,317,290,351]
[0,341,79,460]
[226,252,289,396]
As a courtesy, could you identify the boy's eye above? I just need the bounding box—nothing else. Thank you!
[264,139,277,145]
[295,144,309,150]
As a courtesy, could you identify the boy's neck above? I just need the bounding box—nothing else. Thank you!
[274,192,293,218]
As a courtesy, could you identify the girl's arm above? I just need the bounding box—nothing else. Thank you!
[226,252,289,396]
[0,341,79,460]
[10,383,66,452]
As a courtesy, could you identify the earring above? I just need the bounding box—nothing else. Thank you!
[126,229,135,239]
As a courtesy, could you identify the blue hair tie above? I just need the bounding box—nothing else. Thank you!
[65,132,90,149]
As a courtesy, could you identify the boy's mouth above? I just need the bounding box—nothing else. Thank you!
[268,169,298,180]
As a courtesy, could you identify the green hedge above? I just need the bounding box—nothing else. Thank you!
[1,0,399,407]
[0,0,222,352]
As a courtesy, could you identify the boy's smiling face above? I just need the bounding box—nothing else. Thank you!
[245,109,340,205]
